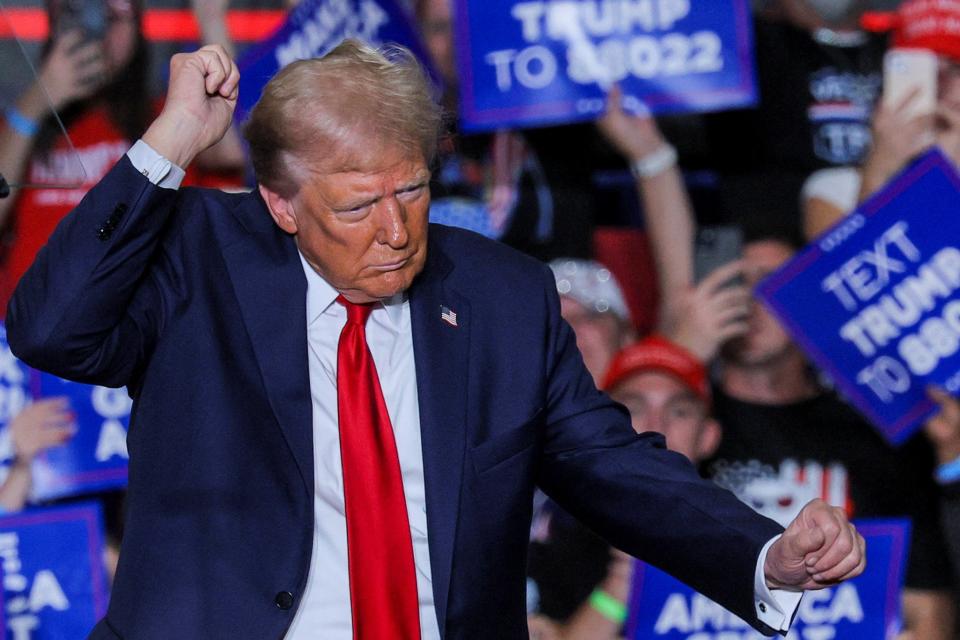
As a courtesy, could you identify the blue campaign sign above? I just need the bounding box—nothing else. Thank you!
[235,0,433,122]
[0,503,109,639]
[29,374,131,502]
[0,327,34,496]
[625,519,910,639]
[0,326,31,438]
[453,0,757,131]
[757,149,960,445]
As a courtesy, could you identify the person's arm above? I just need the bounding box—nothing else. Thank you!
[535,262,864,634]
[0,398,75,511]
[190,0,247,175]
[597,86,693,308]
[0,31,108,226]
[858,88,935,204]
[596,89,748,362]
[555,550,632,640]
[6,46,239,385]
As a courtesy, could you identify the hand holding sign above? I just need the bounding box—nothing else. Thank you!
[597,86,665,162]
[764,499,866,590]
[143,45,240,169]
[10,397,75,463]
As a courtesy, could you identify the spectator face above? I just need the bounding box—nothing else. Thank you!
[610,371,719,463]
[939,58,960,110]
[722,240,795,366]
[103,1,137,77]
[418,0,458,88]
[261,146,432,303]
[560,296,625,385]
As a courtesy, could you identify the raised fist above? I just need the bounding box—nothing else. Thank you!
[142,45,240,169]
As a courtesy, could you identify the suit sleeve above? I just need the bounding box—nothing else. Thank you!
[533,265,784,632]
[6,156,185,388]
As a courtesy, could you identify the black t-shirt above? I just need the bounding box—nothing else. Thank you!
[707,388,952,591]
[526,499,612,621]
[704,20,886,242]
[707,20,885,175]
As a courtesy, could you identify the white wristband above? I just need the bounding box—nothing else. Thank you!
[630,144,678,179]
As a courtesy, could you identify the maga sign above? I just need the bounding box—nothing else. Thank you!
[626,520,909,639]
[0,503,109,640]
[454,0,756,131]
[235,0,432,122]
[757,150,960,444]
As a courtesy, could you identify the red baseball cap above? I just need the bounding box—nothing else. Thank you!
[863,0,960,61]
[602,335,710,406]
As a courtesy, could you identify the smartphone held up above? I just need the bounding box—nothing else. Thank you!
[883,47,938,118]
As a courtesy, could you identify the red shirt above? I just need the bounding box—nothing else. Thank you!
[0,104,245,312]
[1,106,129,309]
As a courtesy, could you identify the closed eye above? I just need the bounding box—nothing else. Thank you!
[397,183,428,200]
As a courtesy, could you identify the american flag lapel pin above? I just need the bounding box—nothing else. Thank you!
[440,305,458,327]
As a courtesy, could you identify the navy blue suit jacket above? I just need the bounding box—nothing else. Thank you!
[7,157,783,639]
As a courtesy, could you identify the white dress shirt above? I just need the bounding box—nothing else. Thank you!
[284,253,440,639]
[125,140,801,637]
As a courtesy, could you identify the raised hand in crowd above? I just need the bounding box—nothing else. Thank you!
[36,30,109,113]
[192,0,234,57]
[597,85,667,163]
[597,86,695,305]
[859,87,937,204]
[0,397,75,512]
[143,44,239,170]
[0,29,109,228]
[660,260,750,363]
[186,0,248,175]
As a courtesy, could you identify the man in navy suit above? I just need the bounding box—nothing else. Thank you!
[6,42,864,639]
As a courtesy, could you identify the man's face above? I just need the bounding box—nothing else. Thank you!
[722,240,796,366]
[610,371,716,463]
[939,57,960,110]
[262,145,431,303]
[560,296,625,385]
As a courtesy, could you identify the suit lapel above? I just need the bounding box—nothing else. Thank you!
[220,198,313,495]
[410,237,470,637]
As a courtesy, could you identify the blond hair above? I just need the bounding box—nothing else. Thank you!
[243,39,443,196]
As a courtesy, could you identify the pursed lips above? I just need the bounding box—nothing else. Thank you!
[369,257,411,271]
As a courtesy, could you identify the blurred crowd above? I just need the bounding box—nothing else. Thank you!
[0,0,959,637]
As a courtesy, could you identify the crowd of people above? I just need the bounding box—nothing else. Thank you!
[0,0,956,637]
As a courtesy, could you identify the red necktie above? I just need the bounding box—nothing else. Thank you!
[336,295,421,639]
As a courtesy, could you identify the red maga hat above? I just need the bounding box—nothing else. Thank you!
[602,335,710,406]
[863,0,960,61]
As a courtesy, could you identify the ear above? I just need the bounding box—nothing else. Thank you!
[258,184,299,235]
[695,418,722,462]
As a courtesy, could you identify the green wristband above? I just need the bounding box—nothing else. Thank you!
[589,589,627,623]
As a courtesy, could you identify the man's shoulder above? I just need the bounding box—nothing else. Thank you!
[428,224,550,285]
[173,185,273,238]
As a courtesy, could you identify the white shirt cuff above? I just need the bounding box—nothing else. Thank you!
[126,140,186,189]
[754,535,803,633]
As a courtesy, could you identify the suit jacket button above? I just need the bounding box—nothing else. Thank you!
[275,591,294,610]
